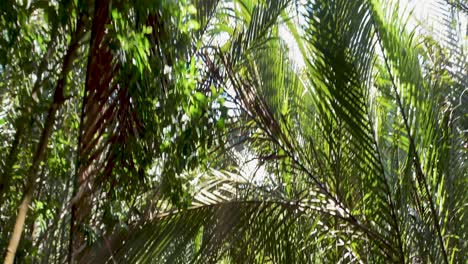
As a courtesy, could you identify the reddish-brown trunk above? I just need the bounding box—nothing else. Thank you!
[69,0,114,262]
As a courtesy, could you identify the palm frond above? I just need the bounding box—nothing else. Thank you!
[80,169,379,263]
[215,0,468,262]
[370,0,467,262]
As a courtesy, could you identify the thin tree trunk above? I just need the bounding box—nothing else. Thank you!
[0,23,59,205]
[56,172,74,264]
[3,16,84,263]
[4,103,59,264]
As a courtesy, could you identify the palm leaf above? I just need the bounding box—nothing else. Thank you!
[80,168,379,263]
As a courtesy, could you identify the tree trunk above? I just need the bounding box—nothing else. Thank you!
[4,103,59,264]
[3,16,84,263]
[0,23,59,205]
[68,1,112,262]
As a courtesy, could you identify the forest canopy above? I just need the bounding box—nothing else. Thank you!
[0,0,467,263]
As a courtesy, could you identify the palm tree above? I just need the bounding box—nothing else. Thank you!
[78,0,468,263]
[1,0,466,263]
[2,0,223,262]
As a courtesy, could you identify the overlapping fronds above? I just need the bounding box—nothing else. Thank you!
[76,0,468,262]
[80,169,376,263]
[370,1,467,262]
[207,0,467,262]
[1,0,466,263]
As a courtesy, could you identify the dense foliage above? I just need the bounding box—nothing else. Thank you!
[0,0,466,263]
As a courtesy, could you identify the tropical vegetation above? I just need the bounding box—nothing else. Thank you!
[0,0,467,263]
